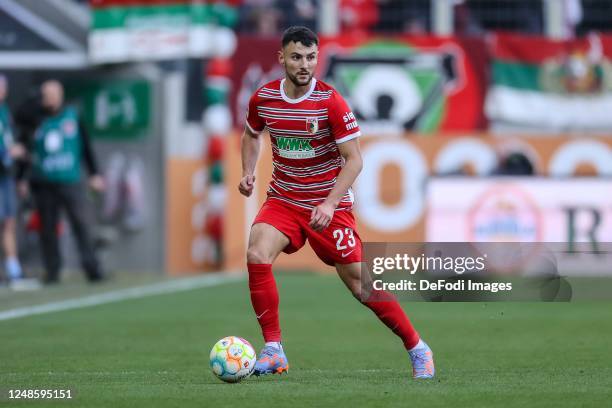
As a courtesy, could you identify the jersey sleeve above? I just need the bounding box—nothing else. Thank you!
[327,90,361,144]
[245,92,265,135]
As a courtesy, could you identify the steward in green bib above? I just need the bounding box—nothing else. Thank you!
[31,106,83,184]
[16,80,105,284]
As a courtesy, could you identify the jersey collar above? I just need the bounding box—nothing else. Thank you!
[280,77,317,104]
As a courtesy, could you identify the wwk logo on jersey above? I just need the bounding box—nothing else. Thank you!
[276,136,315,159]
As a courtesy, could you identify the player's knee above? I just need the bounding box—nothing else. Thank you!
[246,246,272,264]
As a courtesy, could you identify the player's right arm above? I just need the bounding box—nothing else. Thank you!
[239,126,261,197]
[239,94,265,197]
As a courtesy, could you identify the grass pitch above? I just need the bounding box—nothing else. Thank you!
[1,272,611,407]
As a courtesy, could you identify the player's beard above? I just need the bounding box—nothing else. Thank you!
[287,70,313,87]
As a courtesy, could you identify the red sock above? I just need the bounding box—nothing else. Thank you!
[247,263,281,342]
[363,290,420,350]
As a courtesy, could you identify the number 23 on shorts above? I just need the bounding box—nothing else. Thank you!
[333,228,356,253]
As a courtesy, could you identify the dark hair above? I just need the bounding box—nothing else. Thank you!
[281,26,318,48]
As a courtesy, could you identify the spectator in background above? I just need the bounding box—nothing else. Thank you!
[454,0,483,35]
[563,0,583,38]
[340,0,379,37]
[15,80,106,284]
[277,0,317,32]
[493,148,536,176]
[376,0,430,34]
[575,0,612,36]
[465,0,543,34]
[238,0,282,35]
[0,74,38,290]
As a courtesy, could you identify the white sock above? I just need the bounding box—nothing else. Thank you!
[408,339,425,352]
[5,257,22,280]
[265,341,282,350]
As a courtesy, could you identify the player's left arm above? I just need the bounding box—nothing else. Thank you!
[309,138,362,232]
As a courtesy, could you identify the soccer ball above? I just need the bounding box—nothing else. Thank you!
[209,336,256,383]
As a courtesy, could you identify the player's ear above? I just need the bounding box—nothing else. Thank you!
[278,49,284,65]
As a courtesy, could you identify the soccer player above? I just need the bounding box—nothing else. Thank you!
[239,26,435,379]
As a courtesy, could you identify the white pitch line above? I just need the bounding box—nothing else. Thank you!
[0,273,244,322]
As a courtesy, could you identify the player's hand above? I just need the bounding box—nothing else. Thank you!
[17,181,29,198]
[89,175,106,192]
[238,174,256,197]
[9,143,26,159]
[309,202,334,232]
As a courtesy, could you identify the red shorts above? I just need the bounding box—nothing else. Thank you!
[253,198,362,266]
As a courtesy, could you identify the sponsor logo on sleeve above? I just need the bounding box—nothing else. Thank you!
[343,111,358,131]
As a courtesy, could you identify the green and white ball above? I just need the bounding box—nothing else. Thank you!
[209,336,256,383]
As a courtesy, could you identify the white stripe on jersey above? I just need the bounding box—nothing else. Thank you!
[267,126,328,134]
[267,195,353,212]
[258,95,284,100]
[260,113,328,121]
[307,96,332,101]
[259,106,327,114]
[288,194,352,203]
[267,127,330,138]
[268,194,315,210]
[260,87,280,94]
[273,159,342,178]
[273,176,337,190]
[273,166,339,179]
[314,143,339,156]
[274,157,341,171]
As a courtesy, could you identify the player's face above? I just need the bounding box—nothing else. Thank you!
[279,41,318,87]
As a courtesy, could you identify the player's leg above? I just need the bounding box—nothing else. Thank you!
[247,222,289,343]
[248,200,310,376]
[335,262,435,378]
[335,261,420,348]
[247,222,292,376]
[306,210,434,378]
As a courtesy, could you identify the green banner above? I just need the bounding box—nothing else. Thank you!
[65,80,151,140]
[89,3,237,62]
[91,3,237,29]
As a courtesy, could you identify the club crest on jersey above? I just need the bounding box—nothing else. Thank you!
[306,118,318,134]
[62,119,77,138]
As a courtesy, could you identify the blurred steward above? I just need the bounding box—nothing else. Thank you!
[15,80,106,284]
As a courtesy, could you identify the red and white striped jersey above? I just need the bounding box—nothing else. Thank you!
[246,78,361,211]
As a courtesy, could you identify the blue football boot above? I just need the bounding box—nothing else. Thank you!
[409,341,435,379]
[253,344,289,376]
